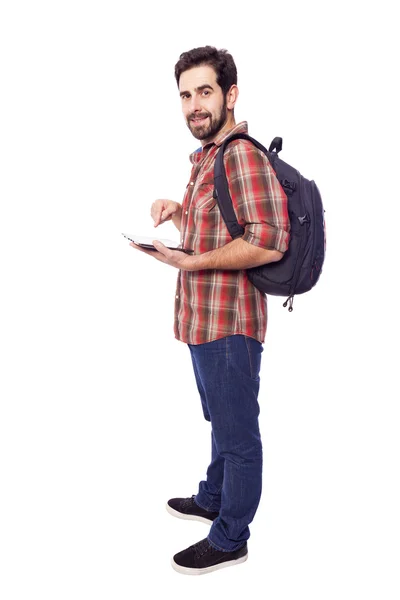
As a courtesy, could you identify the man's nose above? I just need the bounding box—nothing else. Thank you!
[189,94,202,113]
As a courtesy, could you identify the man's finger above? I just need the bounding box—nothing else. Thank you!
[156,209,172,226]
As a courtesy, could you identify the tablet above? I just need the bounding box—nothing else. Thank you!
[122,233,194,254]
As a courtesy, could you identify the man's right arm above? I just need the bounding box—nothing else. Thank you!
[151,200,182,232]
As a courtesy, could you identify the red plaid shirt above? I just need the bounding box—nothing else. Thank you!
[174,121,290,345]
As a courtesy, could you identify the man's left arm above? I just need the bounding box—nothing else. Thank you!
[190,236,283,270]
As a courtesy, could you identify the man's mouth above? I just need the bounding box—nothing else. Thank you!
[191,116,208,126]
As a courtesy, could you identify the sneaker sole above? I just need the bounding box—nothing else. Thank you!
[165,503,215,525]
[171,553,248,575]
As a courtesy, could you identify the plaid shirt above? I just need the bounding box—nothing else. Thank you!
[174,121,290,345]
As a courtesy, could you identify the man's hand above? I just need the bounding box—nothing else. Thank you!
[130,241,197,271]
[151,200,182,227]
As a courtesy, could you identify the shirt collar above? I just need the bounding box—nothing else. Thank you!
[190,121,248,164]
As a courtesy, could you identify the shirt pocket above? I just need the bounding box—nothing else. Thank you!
[193,181,217,211]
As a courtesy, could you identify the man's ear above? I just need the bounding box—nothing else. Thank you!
[226,85,239,111]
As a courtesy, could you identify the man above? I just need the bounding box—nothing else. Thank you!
[130,46,290,575]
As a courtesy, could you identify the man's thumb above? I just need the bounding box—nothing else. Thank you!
[160,208,172,222]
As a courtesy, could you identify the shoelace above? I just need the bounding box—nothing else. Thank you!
[194,539,212,559]
[181,495,196,510]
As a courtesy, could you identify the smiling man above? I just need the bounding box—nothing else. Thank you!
[130,46,290,575]
[182,73,229,143]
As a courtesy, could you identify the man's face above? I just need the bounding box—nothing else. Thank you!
[179,65,228,142]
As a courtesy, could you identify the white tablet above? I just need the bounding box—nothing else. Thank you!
[122,233,194,254]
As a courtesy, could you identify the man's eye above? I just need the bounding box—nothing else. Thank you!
[203,90,210,96]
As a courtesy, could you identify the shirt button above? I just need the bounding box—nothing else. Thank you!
[190,181,194,186]
[185,211,188,215]
[176,295,179,299]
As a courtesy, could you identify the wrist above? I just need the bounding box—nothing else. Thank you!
[189,252,207,271]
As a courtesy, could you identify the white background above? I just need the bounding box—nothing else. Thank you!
[1,1,399,598]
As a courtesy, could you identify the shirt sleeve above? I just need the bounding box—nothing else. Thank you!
[223,140,290,253]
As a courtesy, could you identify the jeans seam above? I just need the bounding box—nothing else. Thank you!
[244,335,255,379]
[196,482,223,512]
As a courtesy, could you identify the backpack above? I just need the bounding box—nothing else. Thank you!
[213,133,326,311]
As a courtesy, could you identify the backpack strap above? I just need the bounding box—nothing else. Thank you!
[213,133,280,239]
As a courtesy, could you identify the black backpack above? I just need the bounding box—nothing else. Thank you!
[213,133,325,311]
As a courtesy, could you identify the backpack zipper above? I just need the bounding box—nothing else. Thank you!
[283,176,309,311]
[310,182,318,277]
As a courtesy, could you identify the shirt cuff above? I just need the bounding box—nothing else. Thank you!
[242,224,290,253]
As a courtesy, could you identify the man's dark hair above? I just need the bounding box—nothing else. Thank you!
[174,46,237,97]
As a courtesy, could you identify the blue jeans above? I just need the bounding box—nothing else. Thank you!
[188,334,264,552]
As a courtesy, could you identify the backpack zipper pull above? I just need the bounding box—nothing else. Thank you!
[283,295,294,312]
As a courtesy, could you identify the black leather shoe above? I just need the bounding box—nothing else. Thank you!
[172,537,248,575]
[166,495,219,524]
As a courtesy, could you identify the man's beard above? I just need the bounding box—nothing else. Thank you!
[187,98,227,141]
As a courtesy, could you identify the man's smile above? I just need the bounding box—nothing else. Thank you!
[191,116,209,125]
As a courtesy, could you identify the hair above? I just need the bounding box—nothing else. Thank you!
[174,46,237,97]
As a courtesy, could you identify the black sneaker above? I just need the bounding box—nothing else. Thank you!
[171,537,248,575]
[166,495,219,524]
